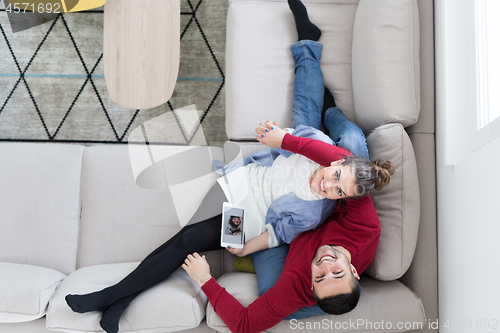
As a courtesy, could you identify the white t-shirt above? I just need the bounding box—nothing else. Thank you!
[217,152,324,245]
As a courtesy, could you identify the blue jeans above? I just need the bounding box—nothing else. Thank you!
[290,40,369,160]
[252,40,369,320]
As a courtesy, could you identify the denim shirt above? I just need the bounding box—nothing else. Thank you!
[213,125,337,246]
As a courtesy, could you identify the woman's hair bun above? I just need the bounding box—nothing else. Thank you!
[372,159,395,190]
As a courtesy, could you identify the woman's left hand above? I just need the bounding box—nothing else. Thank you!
[255,121,286,148]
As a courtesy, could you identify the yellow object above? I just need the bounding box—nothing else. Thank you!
[66,0,106,12]
[232,256,256,274]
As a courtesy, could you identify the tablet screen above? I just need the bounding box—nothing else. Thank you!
[222,205,244,246]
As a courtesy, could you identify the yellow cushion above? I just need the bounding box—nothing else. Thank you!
[232,256,256,274]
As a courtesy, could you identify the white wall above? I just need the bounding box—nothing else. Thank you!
[436,0,500,331]
[436,135,500,330]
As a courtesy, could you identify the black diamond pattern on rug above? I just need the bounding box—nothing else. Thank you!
[0,0,226,145]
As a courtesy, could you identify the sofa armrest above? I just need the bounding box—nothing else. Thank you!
[399,133,438,333]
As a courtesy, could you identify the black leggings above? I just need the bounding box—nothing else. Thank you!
[67,183,228,332]
[102,214,222,306]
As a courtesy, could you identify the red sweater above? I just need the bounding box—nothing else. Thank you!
[201,134,381,333]
[281,132,351,163]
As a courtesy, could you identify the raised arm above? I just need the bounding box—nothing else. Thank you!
[332,195,381,274]
[281,133,350,166]
[255,121,350,166]
[182,253,304,333]
[337,194,380,229]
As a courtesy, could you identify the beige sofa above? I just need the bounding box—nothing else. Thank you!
[0,0,436,332]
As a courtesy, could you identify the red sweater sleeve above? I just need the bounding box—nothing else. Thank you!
[201,277,304,333]
[281,133,351,166]
[335,195,381,273]
[337,195,380,229]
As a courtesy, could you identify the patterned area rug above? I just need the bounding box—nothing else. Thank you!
[0,0,227,145]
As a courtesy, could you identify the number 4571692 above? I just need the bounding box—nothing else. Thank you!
[5,2,61,13]
[443,319,498,330]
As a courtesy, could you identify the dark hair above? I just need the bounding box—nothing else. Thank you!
[228,216,241,228]
[313,277,360,315]
[341,156,395,197]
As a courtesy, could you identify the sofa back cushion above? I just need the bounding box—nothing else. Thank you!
[225,0,421,139]
[365,124,420,280]
[0,143,84,275]
[225,0,359,140]
[352,0,421,132]
[77,145,224,277]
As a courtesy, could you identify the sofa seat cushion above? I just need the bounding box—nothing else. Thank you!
[206,272,425,333]
[225,1,359,140]
[46,263,207,333]
[365,124,420,281]
[206,272,258,332]
[0,262,66,323]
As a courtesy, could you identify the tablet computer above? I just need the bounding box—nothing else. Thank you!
[220,202,245,249]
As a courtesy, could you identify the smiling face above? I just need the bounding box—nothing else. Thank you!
[310,245,360,299]
[231,217,241,226]
[309,160,356,200]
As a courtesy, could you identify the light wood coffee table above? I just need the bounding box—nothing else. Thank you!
[104,0,180,109]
